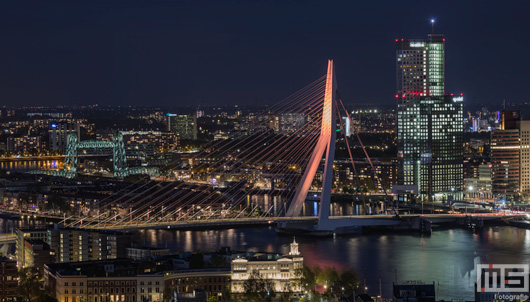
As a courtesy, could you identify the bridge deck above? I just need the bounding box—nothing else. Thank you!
[85,213,523,231]
[0,233,16,244]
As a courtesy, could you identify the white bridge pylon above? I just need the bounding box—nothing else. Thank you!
[285,59,337,231]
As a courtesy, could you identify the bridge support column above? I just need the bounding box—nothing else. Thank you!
[281,60,339,232]
[316,60,337,231]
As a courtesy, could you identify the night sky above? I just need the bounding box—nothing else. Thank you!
[1,1,529,108]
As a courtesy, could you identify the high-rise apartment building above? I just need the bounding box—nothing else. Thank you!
[490,110,522,200]
[520,121,530,194]
[166,113,197,140]
[490,111,530,201]
[491,129,520,198]
[49,122,80,152]
[396,33,463,201]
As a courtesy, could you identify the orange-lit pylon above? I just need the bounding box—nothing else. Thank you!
[286,60,337,230]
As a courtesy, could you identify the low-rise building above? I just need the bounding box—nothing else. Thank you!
[164,270,230,297]
[23,240,53,275]
[0,257,17,302]
[16,227,132,269]
[7,135,43,154]
[392,282,435,302]
[44,260,164,302]
[16,228,48,269]
[230,238,303,294]
[126,247,170,261]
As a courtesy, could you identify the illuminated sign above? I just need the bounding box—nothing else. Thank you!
[410,42,425,47]
[453,96,463,102]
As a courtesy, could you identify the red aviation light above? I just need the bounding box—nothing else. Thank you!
[395,39,398,42]
[460,93,463,96]
[401,38,404,41]
[443,38,446,42]
[395,94,399,98]
[402,94,406,98]
[450,93,454,96]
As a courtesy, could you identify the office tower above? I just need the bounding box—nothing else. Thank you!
[491,131,520,199]
[49,122,80,152]
[166,113,197,140]
[396,34,445,103]
[397,95,463,200]
[520,121,530,194]
[396,33,463,201]
[342,116,353,137]
[490,110,521,200]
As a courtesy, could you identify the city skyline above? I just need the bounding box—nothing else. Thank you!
[1,1,529,108]
[2,2,530,302]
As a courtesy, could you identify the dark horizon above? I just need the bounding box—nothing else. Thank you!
[1,1,529,108]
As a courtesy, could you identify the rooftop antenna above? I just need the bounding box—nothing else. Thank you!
[431,19,435,34]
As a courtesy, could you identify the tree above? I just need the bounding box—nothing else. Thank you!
[207,296,218,302]
[208,254,228,268]
[294,265,359,301]
[189,253,205,269]
[243,270,276,302]
[16,267,42,302]
[36,294,58,302]
[293,265,317,293]
[45,194,71,214]
[221,285,231,302]
[162,287,173,302]
[336,268,360,297]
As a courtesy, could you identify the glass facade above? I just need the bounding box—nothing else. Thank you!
[396,34,463,201]
[491,129,520,197]
[398,96,463,200]
[520,121,530,194]
[396,34,445,104]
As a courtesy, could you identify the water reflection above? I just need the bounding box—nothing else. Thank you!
[0,217,46,233]
[137,226,530,300]
[0,159,64,171]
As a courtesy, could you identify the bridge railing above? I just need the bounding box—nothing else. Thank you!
[0,233,16,243]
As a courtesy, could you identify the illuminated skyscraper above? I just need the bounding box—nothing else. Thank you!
[396,34,445,103]
[49,122,80,152]
[396,33,463,201]
[491,110,521,200]
[167,113,197,140]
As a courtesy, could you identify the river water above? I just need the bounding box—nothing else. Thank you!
[0,159,63,171]
[3,215,530,300]
[136,225,530,301]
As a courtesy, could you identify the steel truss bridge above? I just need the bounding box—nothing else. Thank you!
[55,61,524,233]
[29,131,159,178]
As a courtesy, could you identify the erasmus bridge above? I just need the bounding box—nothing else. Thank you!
[50,60,521,235]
